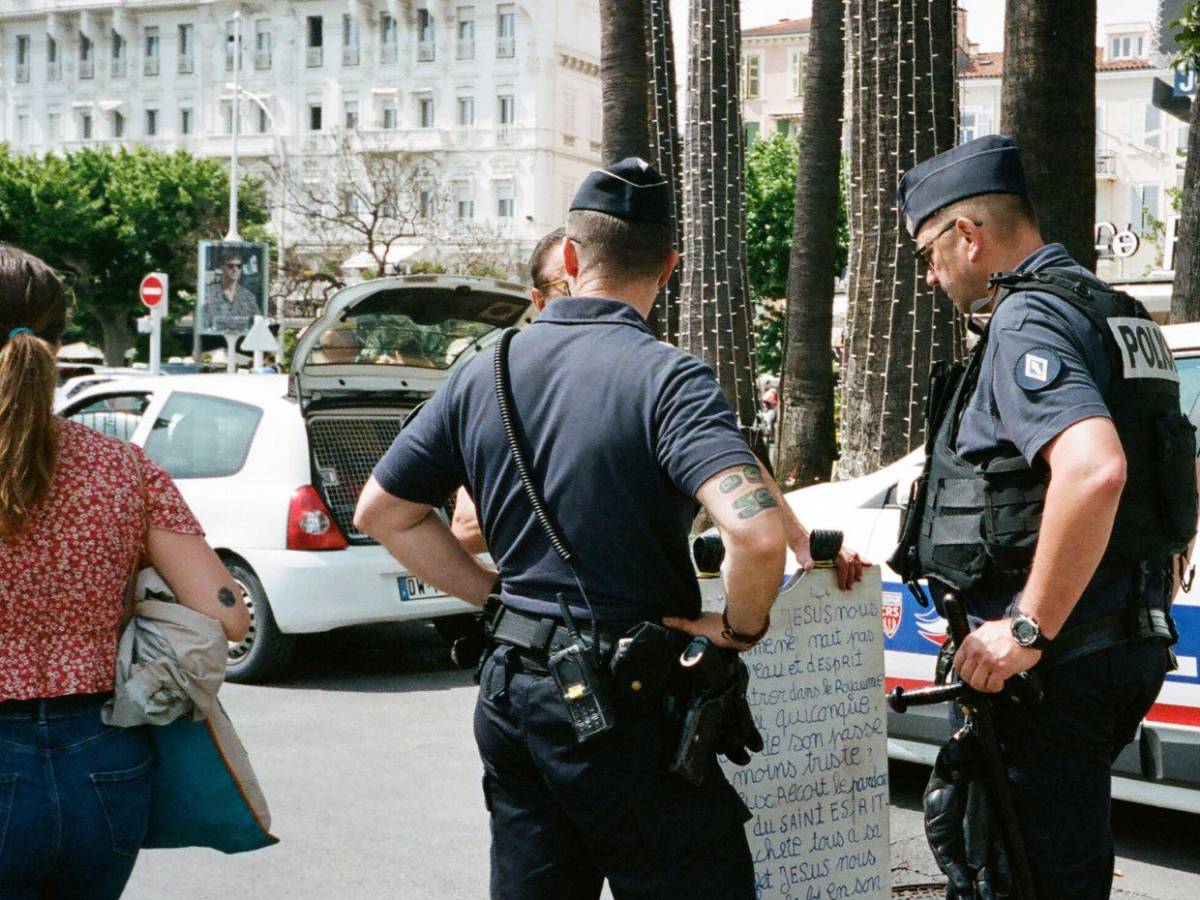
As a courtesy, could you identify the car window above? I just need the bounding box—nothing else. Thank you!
[66,393,151,442]
[143,392,262,479]
[1177,356,1200,428]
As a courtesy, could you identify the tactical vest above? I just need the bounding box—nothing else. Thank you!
[891,268,1198,595]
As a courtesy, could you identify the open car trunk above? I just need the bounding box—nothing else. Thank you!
[291,275,535,543]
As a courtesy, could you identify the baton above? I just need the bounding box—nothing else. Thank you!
[942,593,1039,900]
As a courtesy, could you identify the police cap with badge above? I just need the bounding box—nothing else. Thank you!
[890,135,1197,614]
[570,157,674,226]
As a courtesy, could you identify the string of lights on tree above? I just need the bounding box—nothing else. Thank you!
[647,0,684,346]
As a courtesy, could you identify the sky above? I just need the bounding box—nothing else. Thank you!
[667,0,1161,52]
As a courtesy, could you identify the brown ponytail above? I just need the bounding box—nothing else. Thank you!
[0,245,69,539]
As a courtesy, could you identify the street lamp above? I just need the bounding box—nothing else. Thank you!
[225,10,243,241]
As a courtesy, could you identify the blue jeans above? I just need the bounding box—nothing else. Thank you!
[0,694,154,900]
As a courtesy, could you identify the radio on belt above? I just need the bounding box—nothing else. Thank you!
[548,592,616,742]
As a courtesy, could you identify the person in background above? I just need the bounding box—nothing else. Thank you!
[0,245,250,899]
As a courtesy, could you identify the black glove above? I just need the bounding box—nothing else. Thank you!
[716,660,763,766]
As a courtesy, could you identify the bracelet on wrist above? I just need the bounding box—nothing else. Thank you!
[721,608,770,646]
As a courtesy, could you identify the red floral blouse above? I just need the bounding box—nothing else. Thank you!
[0,419,203,701]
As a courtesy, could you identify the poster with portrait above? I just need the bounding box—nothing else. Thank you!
[196,240,270,336]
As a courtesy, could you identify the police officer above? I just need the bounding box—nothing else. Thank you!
[896,135,1194,898]
[355,159,790,898]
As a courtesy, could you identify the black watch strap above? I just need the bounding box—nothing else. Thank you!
[721,608,770,646]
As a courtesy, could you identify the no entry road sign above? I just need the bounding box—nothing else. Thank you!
[139,272,168,310]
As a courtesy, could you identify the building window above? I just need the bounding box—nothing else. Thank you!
[80,112,93,140]
[48,112,62,140]
[224,20,238,72]
[16,114,29,145]
[255,20,271,70]
[456,185,474,219]
[959,108,991,143]
[1109,33,1146,60]
[112,111,125,138]
[381,14,398,63]
[457,8,475,59]
[80,33,94,79]
[418,9,435,61]
[419,189,435,219]
[457,96,475,126]
[111,31,126,78]
[777,118,790,137]
[144,27,160,75]
[255,106,269,133]
[1131,183,1161,234]
[742,53,761,100]
[47,36,60,80]
[342,15,360,66]
[419,97,435,128]
[562,89,577,135]
[307,16,324,67]
[16,35,30,83]
[498,94,515,125]
[145,108,158,136]
[222,101,234,135]
[790,49,806,98]
[1142,103,1163,151]
[497,4,515,58]
[178,24,194,73]
[497,182,514,219]
[382,101,398,129]
[344,100,358,130]
[179,106,193,135]
[309,103,323,132]
[744,121,760,144]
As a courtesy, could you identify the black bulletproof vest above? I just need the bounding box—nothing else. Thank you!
[896,269,1197,595]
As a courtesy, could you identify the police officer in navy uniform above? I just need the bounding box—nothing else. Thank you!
[896,135,1195,898]
[355,159,799,898]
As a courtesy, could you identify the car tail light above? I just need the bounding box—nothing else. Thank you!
[287,485,349,551]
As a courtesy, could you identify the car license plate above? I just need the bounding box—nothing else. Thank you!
[398,576,446,602]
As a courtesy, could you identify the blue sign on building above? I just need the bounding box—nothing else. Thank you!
[1175,64,1198,97]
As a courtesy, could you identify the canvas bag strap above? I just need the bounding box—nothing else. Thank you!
[121,443,151,619]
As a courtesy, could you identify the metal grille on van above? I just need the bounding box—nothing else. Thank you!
[307,415,402,543]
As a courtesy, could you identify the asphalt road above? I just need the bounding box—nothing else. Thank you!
[124,623,1199,899]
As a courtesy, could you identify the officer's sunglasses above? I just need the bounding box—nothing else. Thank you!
[913,219,982,271]
[535,278,571,297]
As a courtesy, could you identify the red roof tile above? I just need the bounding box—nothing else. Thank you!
[744,18,812,38]
[960,49,1154,79]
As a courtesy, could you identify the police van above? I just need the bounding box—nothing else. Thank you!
[779,322,1200,815]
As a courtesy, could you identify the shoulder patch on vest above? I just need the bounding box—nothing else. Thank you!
[1014,349,1062,391]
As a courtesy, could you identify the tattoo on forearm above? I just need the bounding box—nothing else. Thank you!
[719,474,744,494]
[731,487,779,519]
[218,587,236,608]
[742,465,764,484]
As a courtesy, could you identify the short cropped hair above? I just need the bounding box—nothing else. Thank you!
[926,192,1039,238]
[565,210,674,282]
[528,227,566,286]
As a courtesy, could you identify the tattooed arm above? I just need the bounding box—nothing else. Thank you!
[664,465,786,650]
[147,530,251,641]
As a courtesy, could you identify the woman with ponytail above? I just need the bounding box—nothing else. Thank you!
[0,245,250,898]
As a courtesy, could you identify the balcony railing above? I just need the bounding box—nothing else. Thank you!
[496,35,515,58]
[456,39,474,59]
[254,49,271,70]
[453,125,478,146]
[496,124,514,144]
[47,61,61,81]
[80,59,95,79]
[178,55,194,74]
[306,46,323,67]
[380,43,398,64]
[1095,152,1117,180]
[143,57,159,76]
[417,40,435,61]
[111,58,127,78]
[342,46,360,66]
[15,63,29,83]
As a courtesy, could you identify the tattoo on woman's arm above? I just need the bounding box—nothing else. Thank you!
[731,488,779,519]
[218,587,237,608]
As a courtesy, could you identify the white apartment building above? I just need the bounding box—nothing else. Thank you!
[0,0,602,274]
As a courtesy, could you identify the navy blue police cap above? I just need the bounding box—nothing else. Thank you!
[897,135,1028,237]
[570,157,673,226]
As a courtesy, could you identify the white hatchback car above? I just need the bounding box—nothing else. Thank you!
[61,274,535,682]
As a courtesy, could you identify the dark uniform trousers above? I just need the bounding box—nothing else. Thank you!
[473,645,756,900]
[967,639,1170,899]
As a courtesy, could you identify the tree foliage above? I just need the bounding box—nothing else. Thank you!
[0,145,269,363]
[1170,3,1200,322]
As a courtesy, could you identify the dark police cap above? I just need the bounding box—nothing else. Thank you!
[897,135,1028,237]
[570,157,673,226]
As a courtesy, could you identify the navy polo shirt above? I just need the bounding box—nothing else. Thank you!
[955,243,1133,625]
[373,296,758,622]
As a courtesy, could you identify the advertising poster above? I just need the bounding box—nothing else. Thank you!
[196,240,269,336]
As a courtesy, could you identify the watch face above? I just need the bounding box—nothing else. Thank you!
[1013,617,1038,646]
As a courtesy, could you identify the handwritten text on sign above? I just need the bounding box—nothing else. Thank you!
[718,568,890,899]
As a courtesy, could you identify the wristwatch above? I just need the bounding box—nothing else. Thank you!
[1011,613,1052,650]
[721,608,770,646]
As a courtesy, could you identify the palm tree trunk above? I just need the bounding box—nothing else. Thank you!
[647,0,683,345]
[1171,95,1200,322]
[600,0,650,162]
[775,0,844,489]
[680,0,759,437]
[1000,0,1097,269]
[839,0,962,478]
